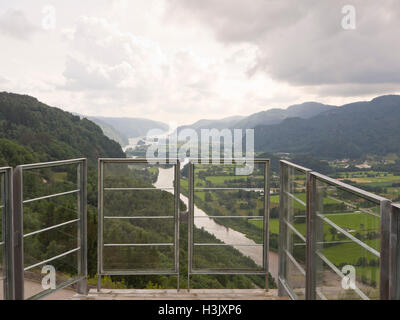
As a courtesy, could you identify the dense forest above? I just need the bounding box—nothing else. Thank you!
[0,92,125,166]
[0,92,274,292]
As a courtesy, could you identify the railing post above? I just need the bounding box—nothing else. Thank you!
[380,199,392,299]
[389,204,400,300]
[264,160,270,291]
[175,160,180,291]
[77,159,88,295]
[2,168,14,300]
[12,166,24,300]
[97,159,104,292]
[305,172,316,300]
[278,161,287,296]
[187,161,194,291]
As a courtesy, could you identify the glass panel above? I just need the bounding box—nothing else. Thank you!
[104,162,174,189]
[22,165,78,201]
[103,190,175,218]
[104,218,175,245]
[23,251,79,299]
[281,165,307,299]
[193,163,265,188]
[286,255,306,299]
[193,216,264,246]
[191,162,267,273]
[314,178,381,300]
[192,244,263,271]
[23,222,78,270]
[23,194,78,235]
[103,245,175,271]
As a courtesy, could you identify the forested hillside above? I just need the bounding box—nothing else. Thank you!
[0,92,272,291]
[254,95,400,159]
[0,92,125,166]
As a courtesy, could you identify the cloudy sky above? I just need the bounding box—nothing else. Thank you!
[0,0,399,124]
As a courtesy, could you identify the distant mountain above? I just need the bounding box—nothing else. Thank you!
[87,116,169,146]
[254,95,400,159]
[0,92,125,166]
[84,116,129,146]
[234,102,336,129]
[174,102,335,138]
[175,115,244,135]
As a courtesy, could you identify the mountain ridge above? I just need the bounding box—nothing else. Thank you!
[254,94,400,158]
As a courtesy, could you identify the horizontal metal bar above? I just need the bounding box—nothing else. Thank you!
[104,187,174,191]
[316,251,370,300]
[278,277,298,300]
[194,243,263,247]
[327,195,380,218]
[194,215,264,219]
[311,171,388,203]
[0,205,4,209]
[190,158,269,164]
[316,288,328,300]
[104,216,174,219]
[100,158,179,164]
[190,270,266,275]
[0,276,5,281]
[194,187,264,191]
[284,249,306,276]
[19,158,86,170]
[104,243,174,247]
[24,247,80,271]
[284,218,306,243]
[101,270,178,276]
[0,167,12,174]
[317,213,380,257]
[285,191,306,207]
[0,241,4,246]
[24,219,79,238]
[23,189,79,204]
[27,276,86,300]
[280,160,311,173]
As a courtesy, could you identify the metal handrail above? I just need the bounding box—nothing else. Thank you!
[188,159,271,291]
[0,167,13,300]
[97,158,181,291]
[13,158,87,300]
[311,171,388,203]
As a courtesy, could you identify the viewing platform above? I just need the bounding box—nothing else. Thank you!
[0,158,399,300]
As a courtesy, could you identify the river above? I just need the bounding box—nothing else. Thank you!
[153,162,278,282]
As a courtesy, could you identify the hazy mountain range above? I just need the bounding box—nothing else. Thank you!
[254,95,400,158]
[82,116,169,147]
[174,101,336,135]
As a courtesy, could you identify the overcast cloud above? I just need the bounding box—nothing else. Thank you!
[0,0,399,124]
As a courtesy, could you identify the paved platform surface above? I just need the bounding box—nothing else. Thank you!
[72,289,288,300]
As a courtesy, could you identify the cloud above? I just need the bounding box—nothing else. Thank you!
[60,15,276,121]
[0,9,38,40]
[166,0,400,95]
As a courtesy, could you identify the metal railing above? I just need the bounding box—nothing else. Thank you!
[13,159,87,300]
[278,160,310,299]
[0,167,13,300]
[279,160,399,300]
[97,158,180,290]
[391,204,400,300]
[187,159,271,289]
